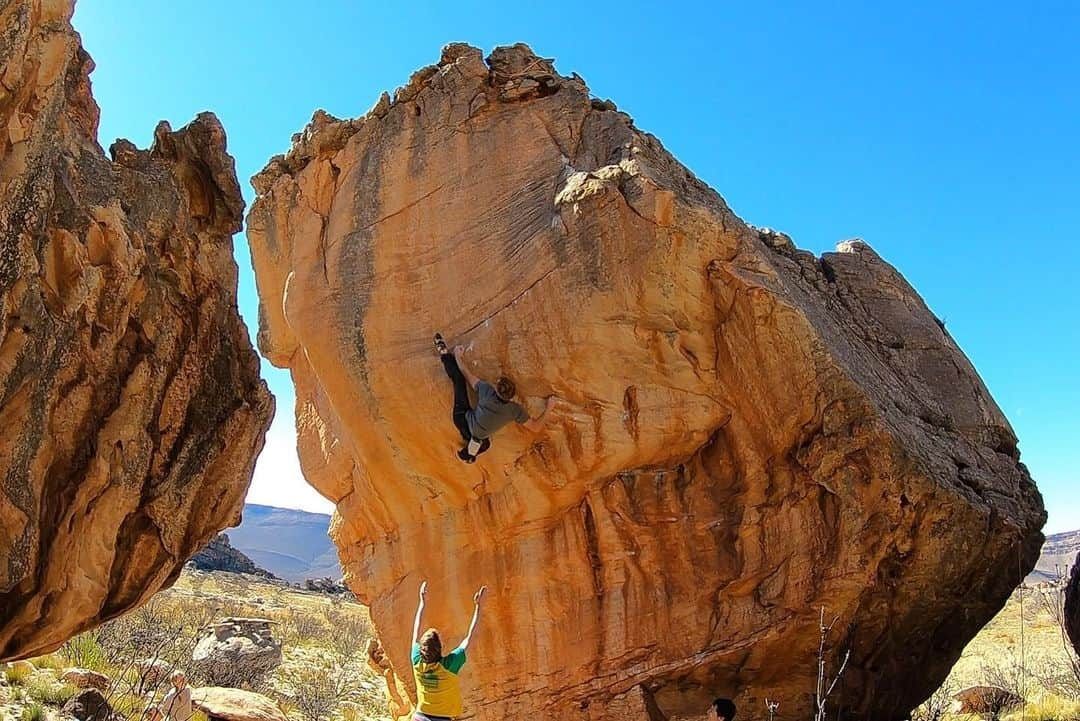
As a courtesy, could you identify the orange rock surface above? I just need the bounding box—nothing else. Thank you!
[248,44,1043,720]
[0,1,272,658]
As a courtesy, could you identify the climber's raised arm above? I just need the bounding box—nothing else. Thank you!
[520,396,558,433]
[453,346,482,390]
[458,586,486,654]
[412,580,427,645]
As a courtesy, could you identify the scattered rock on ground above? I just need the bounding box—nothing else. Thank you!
[61,668,110,691]
[953,686,1023,715]
[135,659,174,686]
[191,687,289,721]
[62,688,114,721]
[192,618,281,686]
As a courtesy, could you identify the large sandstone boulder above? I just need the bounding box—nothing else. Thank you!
[1065,552,1080,656]
[0,1,273,660]
[191,618,282,687]
[247,43,1044,720]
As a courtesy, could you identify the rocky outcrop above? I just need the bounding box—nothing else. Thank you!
[191,534,274,578]
[191,618,282,687]
[0,1,273,660]
[247,43,1044,720]
[1065,552,1080,656]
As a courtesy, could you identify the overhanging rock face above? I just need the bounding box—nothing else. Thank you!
[248,43,1044,721]
[0,1,273,658]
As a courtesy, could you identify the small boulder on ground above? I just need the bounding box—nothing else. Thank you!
[192,618,281,687]
[62,667,110,691]
[62,688,114,721]
[953,685,1023,715]
[191,687,289,721]
[135,658,174,685]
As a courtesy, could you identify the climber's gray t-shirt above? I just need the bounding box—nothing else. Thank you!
[467,382,529,439]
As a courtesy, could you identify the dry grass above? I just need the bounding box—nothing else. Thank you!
[1,568,389,721]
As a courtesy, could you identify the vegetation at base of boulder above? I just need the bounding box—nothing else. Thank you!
[19,703,45,721]
[911,679,955,721]
[28,570,389,721]
[27,655,63,671]
[280,658,366,721]
[61,632,108,672]
[3,665,31,686]
[24,677,76,706]
[1016,693,1080,721]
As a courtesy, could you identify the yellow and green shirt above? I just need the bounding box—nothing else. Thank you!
[412,643,467,718]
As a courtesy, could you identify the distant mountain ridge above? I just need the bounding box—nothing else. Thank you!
[1030,529,1080,583]
[224,504,341,583]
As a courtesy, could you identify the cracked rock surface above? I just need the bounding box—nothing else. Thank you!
[247,43,1044,721]
[0,0,273,658]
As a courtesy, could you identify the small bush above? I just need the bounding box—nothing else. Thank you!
[61,633,108,672]
[25,676,77,705]
[279,657,365,721]
[1013,692,1080,721]
[4,663,32,685]
[28,654,64,671]
[20,703,46,721]
[913,679,955,721]
[110,690,148,720]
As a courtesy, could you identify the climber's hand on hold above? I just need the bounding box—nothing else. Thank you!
[419,580,428,600]
[474,586,487,605]
[546,395,558,412]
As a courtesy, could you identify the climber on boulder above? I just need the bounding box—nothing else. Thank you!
[411,580,486,721]
[708,698,737,721]
[434,333,557,463]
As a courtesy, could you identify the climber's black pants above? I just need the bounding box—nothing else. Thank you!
[441,353,472,443]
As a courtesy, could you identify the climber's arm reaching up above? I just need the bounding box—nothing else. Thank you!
[520,396,558,433]
[458,586,486,654]
[412,581,427,645]
[453,346,482,390]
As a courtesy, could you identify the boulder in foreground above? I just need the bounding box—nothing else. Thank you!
[248,42,1044,720]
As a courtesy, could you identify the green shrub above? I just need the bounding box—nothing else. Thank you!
[60,633,107,673]
[28,654,64,671]
[3,664,31,686]
[25,676,77,705]
[110,690,147,720]
[20,703,46,721]
[1011,693,1080,721]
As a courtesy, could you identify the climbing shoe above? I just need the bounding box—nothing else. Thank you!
[434,333,449,356]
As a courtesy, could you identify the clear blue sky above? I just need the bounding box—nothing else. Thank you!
[73,1,1078,531]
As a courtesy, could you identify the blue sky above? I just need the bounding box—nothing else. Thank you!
[73,1,1078,531]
